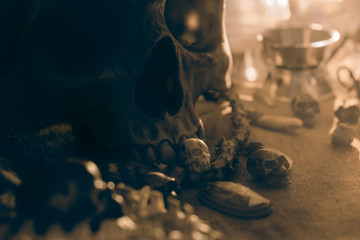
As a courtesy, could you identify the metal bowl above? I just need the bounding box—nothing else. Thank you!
[260,24,340,69]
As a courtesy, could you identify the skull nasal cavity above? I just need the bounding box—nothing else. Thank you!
[135,37,183,118]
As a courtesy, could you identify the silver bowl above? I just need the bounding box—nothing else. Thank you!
[260,24,340,69]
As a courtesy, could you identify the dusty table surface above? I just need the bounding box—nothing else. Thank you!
[2,95,360,240]
[186,95,360,240]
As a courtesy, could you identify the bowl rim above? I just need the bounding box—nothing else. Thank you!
[259,23,340,49]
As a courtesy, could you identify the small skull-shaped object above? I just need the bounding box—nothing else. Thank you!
[291,93,320,127]
[246,148,293,187]
[180,138,211,173]
[335,105,360,124]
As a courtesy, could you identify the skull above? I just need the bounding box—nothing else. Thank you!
[0,0,232,166]
[246,148,293,187]
[291,93,320,128]
[180,138,211,173]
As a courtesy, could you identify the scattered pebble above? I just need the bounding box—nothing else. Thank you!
[331,123,355,146]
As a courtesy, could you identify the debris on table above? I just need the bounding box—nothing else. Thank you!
[331,122,355,146]
[113,184,223,240]
[9,182,223,240]
[198,181,272,218]
[246,147,293,188]
[0,158,21,221]
[14,159,123,235]
[145,172,179,199]
[247,111,303,132]
[334,105,360,124]
[291,93,320,127]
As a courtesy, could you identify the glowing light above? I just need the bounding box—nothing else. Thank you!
[116,216,137,230]
[243,49,257,82]
[332,30,340,42]
[264,0,275,6]
[221,106,232,115]
[245,67,257,82]
[197,222,211,233]
[186,12,199,31]
[169,230,183,239]
[107,181,115,190]
[276,0,288,7]
[94,179,106,190]
[351,138,360,160]
[191,231,203,240]
[85,161,100,176]
[177,211,186,220]
[112,193,124,204]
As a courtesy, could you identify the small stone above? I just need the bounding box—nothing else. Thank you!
[331,123,355,146]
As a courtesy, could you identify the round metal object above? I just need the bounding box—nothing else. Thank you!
[260,24,340,69]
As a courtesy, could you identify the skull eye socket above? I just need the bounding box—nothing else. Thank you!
[135,37,183,118]
[277,156,289,168]
[264,160,276,169]
[164,0,223,52]
[297,102,307,110]
[192,148,202,156]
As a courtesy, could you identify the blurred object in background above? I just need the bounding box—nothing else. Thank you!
[225,0,290,100]
[226,0,290,54]
[260,24,340,101]
[288,0,360,37]
[328,27,360,102]
[226,0,360,102]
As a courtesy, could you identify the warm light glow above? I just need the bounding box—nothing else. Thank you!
[94,179,106,190]
[116,216,137,230]
[351,138,360,159]
[169,230,183,239]
[112,193,125,204]
[186,12,199,31]
[277,0,288,7]
[245,67,257,82]
[332,31,340,43]
[85,161,100,176]
[264,0,275,6]
[177,211,186,220]
[244,49,257,82]
[221,106,232,115]
[107,181,115,190]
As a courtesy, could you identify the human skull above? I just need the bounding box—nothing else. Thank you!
[246,148,293,187]
[0,0,232,166]
[291,93,320,127]
[180,138,211,173]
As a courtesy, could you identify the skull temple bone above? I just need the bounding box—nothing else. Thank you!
[0,0,232,169]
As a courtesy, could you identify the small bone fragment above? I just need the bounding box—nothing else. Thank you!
[252,115,303,131]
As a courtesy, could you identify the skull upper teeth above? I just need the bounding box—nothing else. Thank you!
[130,124,205,166]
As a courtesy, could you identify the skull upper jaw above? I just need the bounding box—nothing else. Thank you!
[0,0,232,167]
